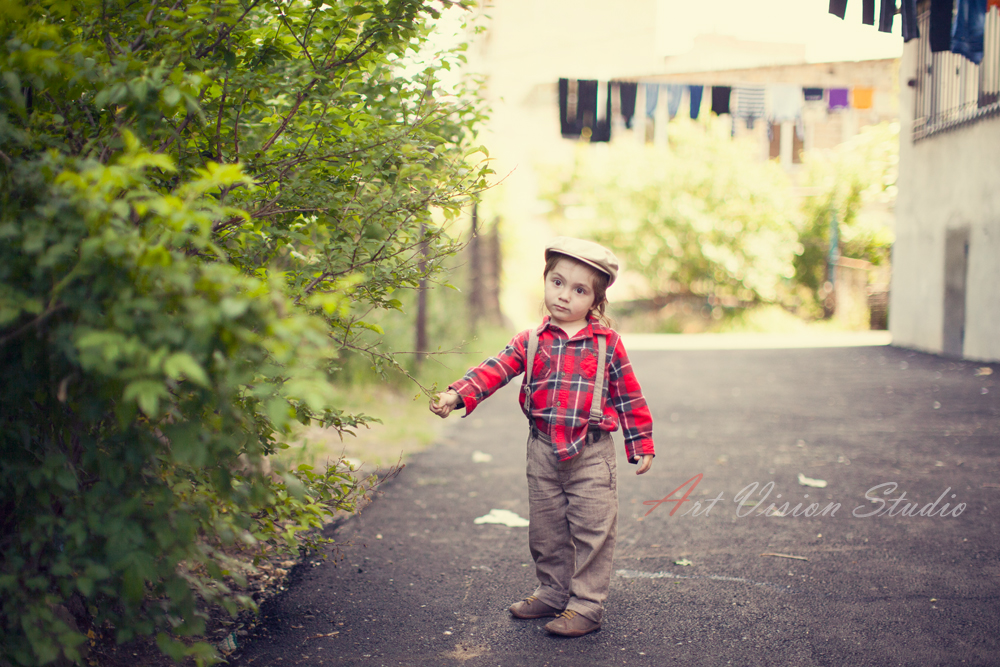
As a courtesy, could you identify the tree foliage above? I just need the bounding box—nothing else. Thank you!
[795,121,898,297]
[0,0,489,664]
[544,119,801,305]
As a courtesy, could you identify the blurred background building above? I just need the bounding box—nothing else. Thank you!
[447,0,998,361]
[893,3,1000,361]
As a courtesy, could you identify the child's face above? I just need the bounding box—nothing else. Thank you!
[544,258,598,330]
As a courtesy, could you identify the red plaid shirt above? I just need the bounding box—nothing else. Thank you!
[449,317,655,463]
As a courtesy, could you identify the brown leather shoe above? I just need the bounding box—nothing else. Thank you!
[508,595,563,619]
[544,610,601,637]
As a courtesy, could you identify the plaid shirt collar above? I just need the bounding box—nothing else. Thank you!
[535,315,612,340]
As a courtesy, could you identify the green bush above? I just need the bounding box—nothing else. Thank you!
[0,0,489,664]
[543,118,801,305]
[796,122,898,301]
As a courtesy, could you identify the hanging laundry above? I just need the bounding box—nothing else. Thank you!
[591,81,612,142]
[618,82,638,129]
[879,0,895,32]
[558,79,607,140]
[666,84,685,119]
[733,85,766,129]
[901,0,920,41]
[689,85,704,120]
[829,0,848,19]
[645,83,660,119]
[711,86,731,115]
[931,0,956,52]
[828,88,850,110]
[577,79,599,135]
[951,0,987,64]
[770,85,804,123]
[558,79,582,136]
[863,0,876,25]
[852,86,875,109]
[804,88,825,101]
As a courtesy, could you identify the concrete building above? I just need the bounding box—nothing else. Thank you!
[892,4,1000,361]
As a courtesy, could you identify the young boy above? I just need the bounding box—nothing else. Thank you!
[430,236,654,637]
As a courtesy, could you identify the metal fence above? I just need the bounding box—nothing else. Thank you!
[913,7,1000,141]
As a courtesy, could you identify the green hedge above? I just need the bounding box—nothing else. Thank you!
[0,0,488,664]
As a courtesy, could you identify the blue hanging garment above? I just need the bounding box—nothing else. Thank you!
[901,0,920,41]
[618,82,638,129]
[689,86,704,119]
[666,84,685,119]
[645,83,660,119]
[951,0,987,64]
[878,0,895,32]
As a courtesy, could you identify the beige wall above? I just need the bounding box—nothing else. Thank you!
[893,39,1000,360]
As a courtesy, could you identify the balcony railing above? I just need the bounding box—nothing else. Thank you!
[913,6,1000,142]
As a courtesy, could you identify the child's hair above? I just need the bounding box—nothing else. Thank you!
[543,253,614,327]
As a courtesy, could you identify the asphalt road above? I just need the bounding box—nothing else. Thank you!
[233,343,1000,667]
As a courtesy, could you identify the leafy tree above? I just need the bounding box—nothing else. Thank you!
[795,122,898,301]
[544,119,801,306]
[0,0,489,664]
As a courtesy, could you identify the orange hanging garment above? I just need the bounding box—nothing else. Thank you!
[852,87,874,110]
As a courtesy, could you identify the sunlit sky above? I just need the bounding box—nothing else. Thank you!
[655,0,904,62]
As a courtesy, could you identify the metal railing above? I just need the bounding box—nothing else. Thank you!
[913,6,1000,141]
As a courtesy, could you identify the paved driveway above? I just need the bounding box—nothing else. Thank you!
[234,341,999,667]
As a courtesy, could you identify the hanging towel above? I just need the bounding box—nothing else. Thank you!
[666,84,685,119]
[770,85,804,123]
[645,83,660,119]
[901,0,920,40]
[829,0,848,18]
[828,88,850,110]
[852,86,875,109]
[863,0,876,24]
[619,82,638,129]
[951,0,987,64]
[879,0,895,32]
[930,0,956,51]
[734,85,766,129]
[689,85,704,120]
[711,86,731,115]
[804,87,825,101]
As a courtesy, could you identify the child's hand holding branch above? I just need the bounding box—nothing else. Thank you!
[430,389,461,418]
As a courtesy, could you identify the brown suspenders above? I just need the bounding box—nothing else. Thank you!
[523,329,608,433]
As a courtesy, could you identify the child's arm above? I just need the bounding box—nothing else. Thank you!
[427,331,530,418]
[606,334,656,466]
[429,388,462,418]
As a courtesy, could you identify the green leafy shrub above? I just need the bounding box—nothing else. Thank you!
[0,0,489,664]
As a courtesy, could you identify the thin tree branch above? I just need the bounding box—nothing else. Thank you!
[0,304,68,349]
[215,73,229,163]
[194,0,261,60]
[277,12,314,69]
[157,111,194,153]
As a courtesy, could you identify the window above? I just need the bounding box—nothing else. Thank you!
[912,5,1000,141]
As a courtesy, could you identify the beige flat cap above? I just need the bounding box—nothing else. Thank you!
[545,236,619,286]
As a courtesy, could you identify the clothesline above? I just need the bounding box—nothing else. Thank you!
[559,79,877,142]
[830,0,999,65]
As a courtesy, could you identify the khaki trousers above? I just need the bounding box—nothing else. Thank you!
[526,429,618,624]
